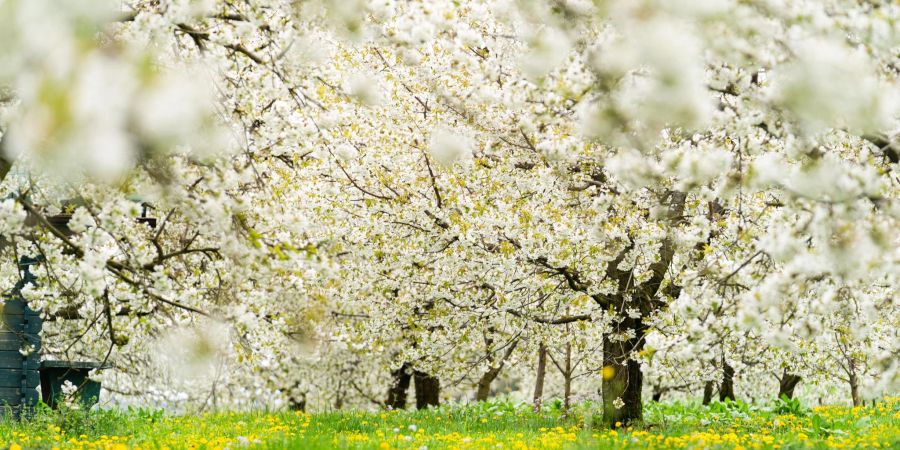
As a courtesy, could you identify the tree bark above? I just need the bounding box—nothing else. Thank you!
[287,389,306,412]
[778,370,802,399]
[719,359,735,402]
[600,190,684,426]
[474,339,518,402]
[475,368,500,402]
[562,341,573,415]
[702,381,714,405]
[0,157,9,182]
[533,343,547,413]
[602,317,644,427]
[413,371,440,409]
[848,370,861,407]
[385,363,411,410]
[651,386,662,402]
[334,386,344,410]
[0,132,11,183]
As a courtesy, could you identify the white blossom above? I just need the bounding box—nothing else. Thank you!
[429,129,474,167]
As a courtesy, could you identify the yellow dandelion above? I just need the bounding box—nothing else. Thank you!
[602,365,616,380]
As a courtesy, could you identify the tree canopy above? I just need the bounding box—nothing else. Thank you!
[0,0,897,419]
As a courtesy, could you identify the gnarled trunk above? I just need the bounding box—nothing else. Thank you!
[600,191,684,426]
[385,363,411,410]
[778,371,802,399]
[413,371,440,409]
[602,317,645,427]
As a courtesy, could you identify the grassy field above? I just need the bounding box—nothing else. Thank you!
[0,397,897,449]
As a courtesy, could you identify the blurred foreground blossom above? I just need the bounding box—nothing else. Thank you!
[0,0,228,183]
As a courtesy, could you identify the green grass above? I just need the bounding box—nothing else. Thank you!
[0,397,897,449]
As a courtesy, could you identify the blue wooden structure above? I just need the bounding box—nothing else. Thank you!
[0,207,138,416]
[0,258,42,416]
[40,360,105,408]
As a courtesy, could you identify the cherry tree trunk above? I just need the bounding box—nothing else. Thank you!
[702,381,714,405]
[778,371,802,399]
[413,371,440,409]
[651,386,662,402]
[0,132,10,182]
[385,363,411,410]
[334,388,344,410]
[719,360,735,402]
[0,157,9,182]
[287,389,307,412]
[475,368,500,402]
[602,318,645,426]
[286,377,307,412]
[848,371,861,407]
[532,343,547,413]
[562,342,573,415]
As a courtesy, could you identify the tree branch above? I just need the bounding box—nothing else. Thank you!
[18,196,211,317]
[420,148,443,209]
[504,308,593,325]
[335,159,393,200]
[530,256,611,307]
[143,246,220,269]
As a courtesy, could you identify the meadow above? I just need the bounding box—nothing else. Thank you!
[0,397,897,450]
